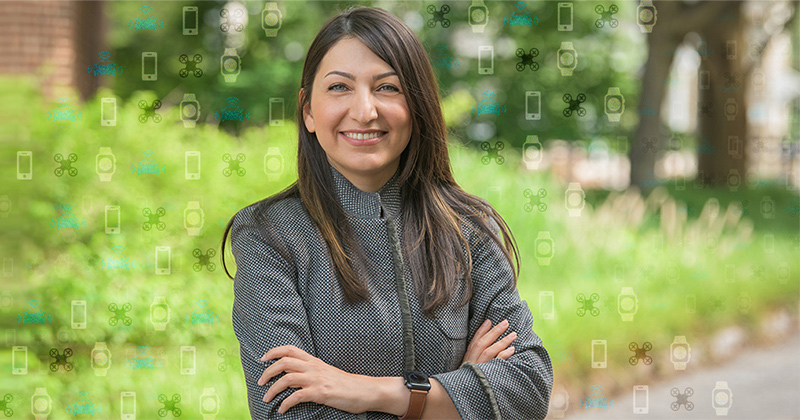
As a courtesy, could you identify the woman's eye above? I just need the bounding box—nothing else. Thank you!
[379,85,399,92]
[328,84,348,92]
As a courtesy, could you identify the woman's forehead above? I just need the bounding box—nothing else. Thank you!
[317,37,395,77]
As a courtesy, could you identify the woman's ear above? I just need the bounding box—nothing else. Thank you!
[300,89,316,133]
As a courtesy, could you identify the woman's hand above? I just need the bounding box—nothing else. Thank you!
[461,319,516,365]
[257,345,371,415]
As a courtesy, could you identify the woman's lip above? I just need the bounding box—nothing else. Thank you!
[340,131,386,146]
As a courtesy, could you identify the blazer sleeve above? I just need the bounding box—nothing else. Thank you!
[429,216,553,420]
[230,207,358,420]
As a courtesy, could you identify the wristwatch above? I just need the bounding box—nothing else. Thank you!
[200,387,221,420]
[523,135,543,170]
[150,296,170,331]
[399,371,430,420]
[670,336,691,370]
[637,0,657,33]
[712,381,732,415]
[725,98,737,121]
[557,41,577,76]
[617,287,638,321]
[535,231,554,265]
[31,387,52,420]
[184,201,204,236]
[96,147,117,182]
[92,342,112,376]
[181,94,200,128]
[468,0,489,33]
[604,87,625,122]
[220,48,241,83]
[564,182,585,217]
[264,147,284,181]
[261,2,282,37]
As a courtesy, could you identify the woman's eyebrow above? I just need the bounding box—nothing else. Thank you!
[324,70,397,81]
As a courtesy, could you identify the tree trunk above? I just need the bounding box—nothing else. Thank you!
[73,0,107,101]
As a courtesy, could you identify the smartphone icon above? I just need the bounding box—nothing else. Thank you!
[142,52,157,81]
[591,340,607,368]
[180,346,196,375]
[183,6,198,35]
[269,98,285,126]
[101,97,117,126]
[558,2,573,31]
[539,291,554,320]
[478,46,494,75]
[155,246,171,275]
[71,300,87,329]
[525,91,541,120]
[12,346,27,375]
[726,40,737,59]
[3,258,12,277]
[121,392,136,420]
[686,294,696,313]
[633,385,649,414]
[699,70,710,89]
[17,151,32,180]
[185,151,201,180]
[105,205,120,234]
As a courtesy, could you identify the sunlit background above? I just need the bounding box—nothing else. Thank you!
[0,0,798,419]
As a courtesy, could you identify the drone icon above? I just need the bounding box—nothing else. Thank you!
[54,153,79,177]
[179,54,203,78]
[576,293,600,317]
[426,5,451,28]
[562,93,587,117]
[223,153,247,177]
[480,141,505,165]
[523,188,547,212]
[594,4,619,28]
[670,387,694,411]
[628,342,653,365]
[138,100,162,123]
[516,48,539,71]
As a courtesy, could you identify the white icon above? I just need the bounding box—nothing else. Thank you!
[591,340,607,368]
[142,52,157,81]
[557,2,573,31]
[71,300,87,329]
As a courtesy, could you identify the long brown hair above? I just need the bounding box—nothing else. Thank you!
[221,5,520,319]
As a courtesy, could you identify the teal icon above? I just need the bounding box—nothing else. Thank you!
[127,346,161,370]
[129,6,164,31]
[131,151,166,175]
[66,391,101,416]
[47,97,82,121]
[17,300,53,325]
[186,300,220,324]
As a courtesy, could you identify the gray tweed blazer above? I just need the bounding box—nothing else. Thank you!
[230,162,552,420]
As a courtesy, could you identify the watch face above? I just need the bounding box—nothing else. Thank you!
[536,240,553,256]
[714,390,731,407]
[524,144,541,160]
[34,397,49,413]
[264,12,279,27]
[98,156,113,171]
[182,103,198,118]
[0,200,9,212]
[202,397,217,412]
[620,296,635,312]
[266,157,282,172]
[725,102,736,114]
[94,352,109,367]
[470,8,487,23]
[672,344,688,361]
[567,192,582,207]
[153,306,168,321]
[559,51,575,67]
[186,210,201,226]
[638,7,654,24]
[606,96,622,112]
[222,57,238,73]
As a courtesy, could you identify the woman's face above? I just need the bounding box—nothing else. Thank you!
[302,37,412,190]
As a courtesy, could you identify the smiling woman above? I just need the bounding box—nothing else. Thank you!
[220,5,552,420]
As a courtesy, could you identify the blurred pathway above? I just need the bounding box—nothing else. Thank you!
[562,333,800,420]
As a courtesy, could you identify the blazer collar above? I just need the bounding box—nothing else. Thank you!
[329,162,402,220]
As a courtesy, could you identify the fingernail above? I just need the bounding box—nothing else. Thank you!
[510,332,517,338]
[482,319,490,327]
[501,319,509,326]
[510,346,515,351]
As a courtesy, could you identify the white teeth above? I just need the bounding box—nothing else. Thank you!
[344,132,383,140]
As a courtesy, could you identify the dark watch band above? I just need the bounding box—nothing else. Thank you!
[398,388,427,420]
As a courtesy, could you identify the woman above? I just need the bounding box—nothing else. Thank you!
[221,6,552,420]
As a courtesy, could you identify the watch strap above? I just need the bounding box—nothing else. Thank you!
[398,389,427,420]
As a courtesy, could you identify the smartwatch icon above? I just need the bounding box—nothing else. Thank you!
[261,2,282,37]
[670,335,691,370]
[91,342,112,376]
[712,381,732,415]
[264,147,285,181]
[637,0,657,33]
[535,231,555,265]
[31,387,52,420]
[184,201,204,236]
[564,182,585,217]
[181,94,200,128]
[523,135,543,170]
[557,41,577,76]
[220,48,241,83]
[150,296,170,331]
[725,98,737,121]
[604,87,625,122]
[617,287,638,321]
[200,387,221,420]
[0,195,10,218]
[727,169,741,192]
[469,0,489,32]
[95,147,117,182]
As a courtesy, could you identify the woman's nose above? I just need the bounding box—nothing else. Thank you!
[350,89,378,124]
